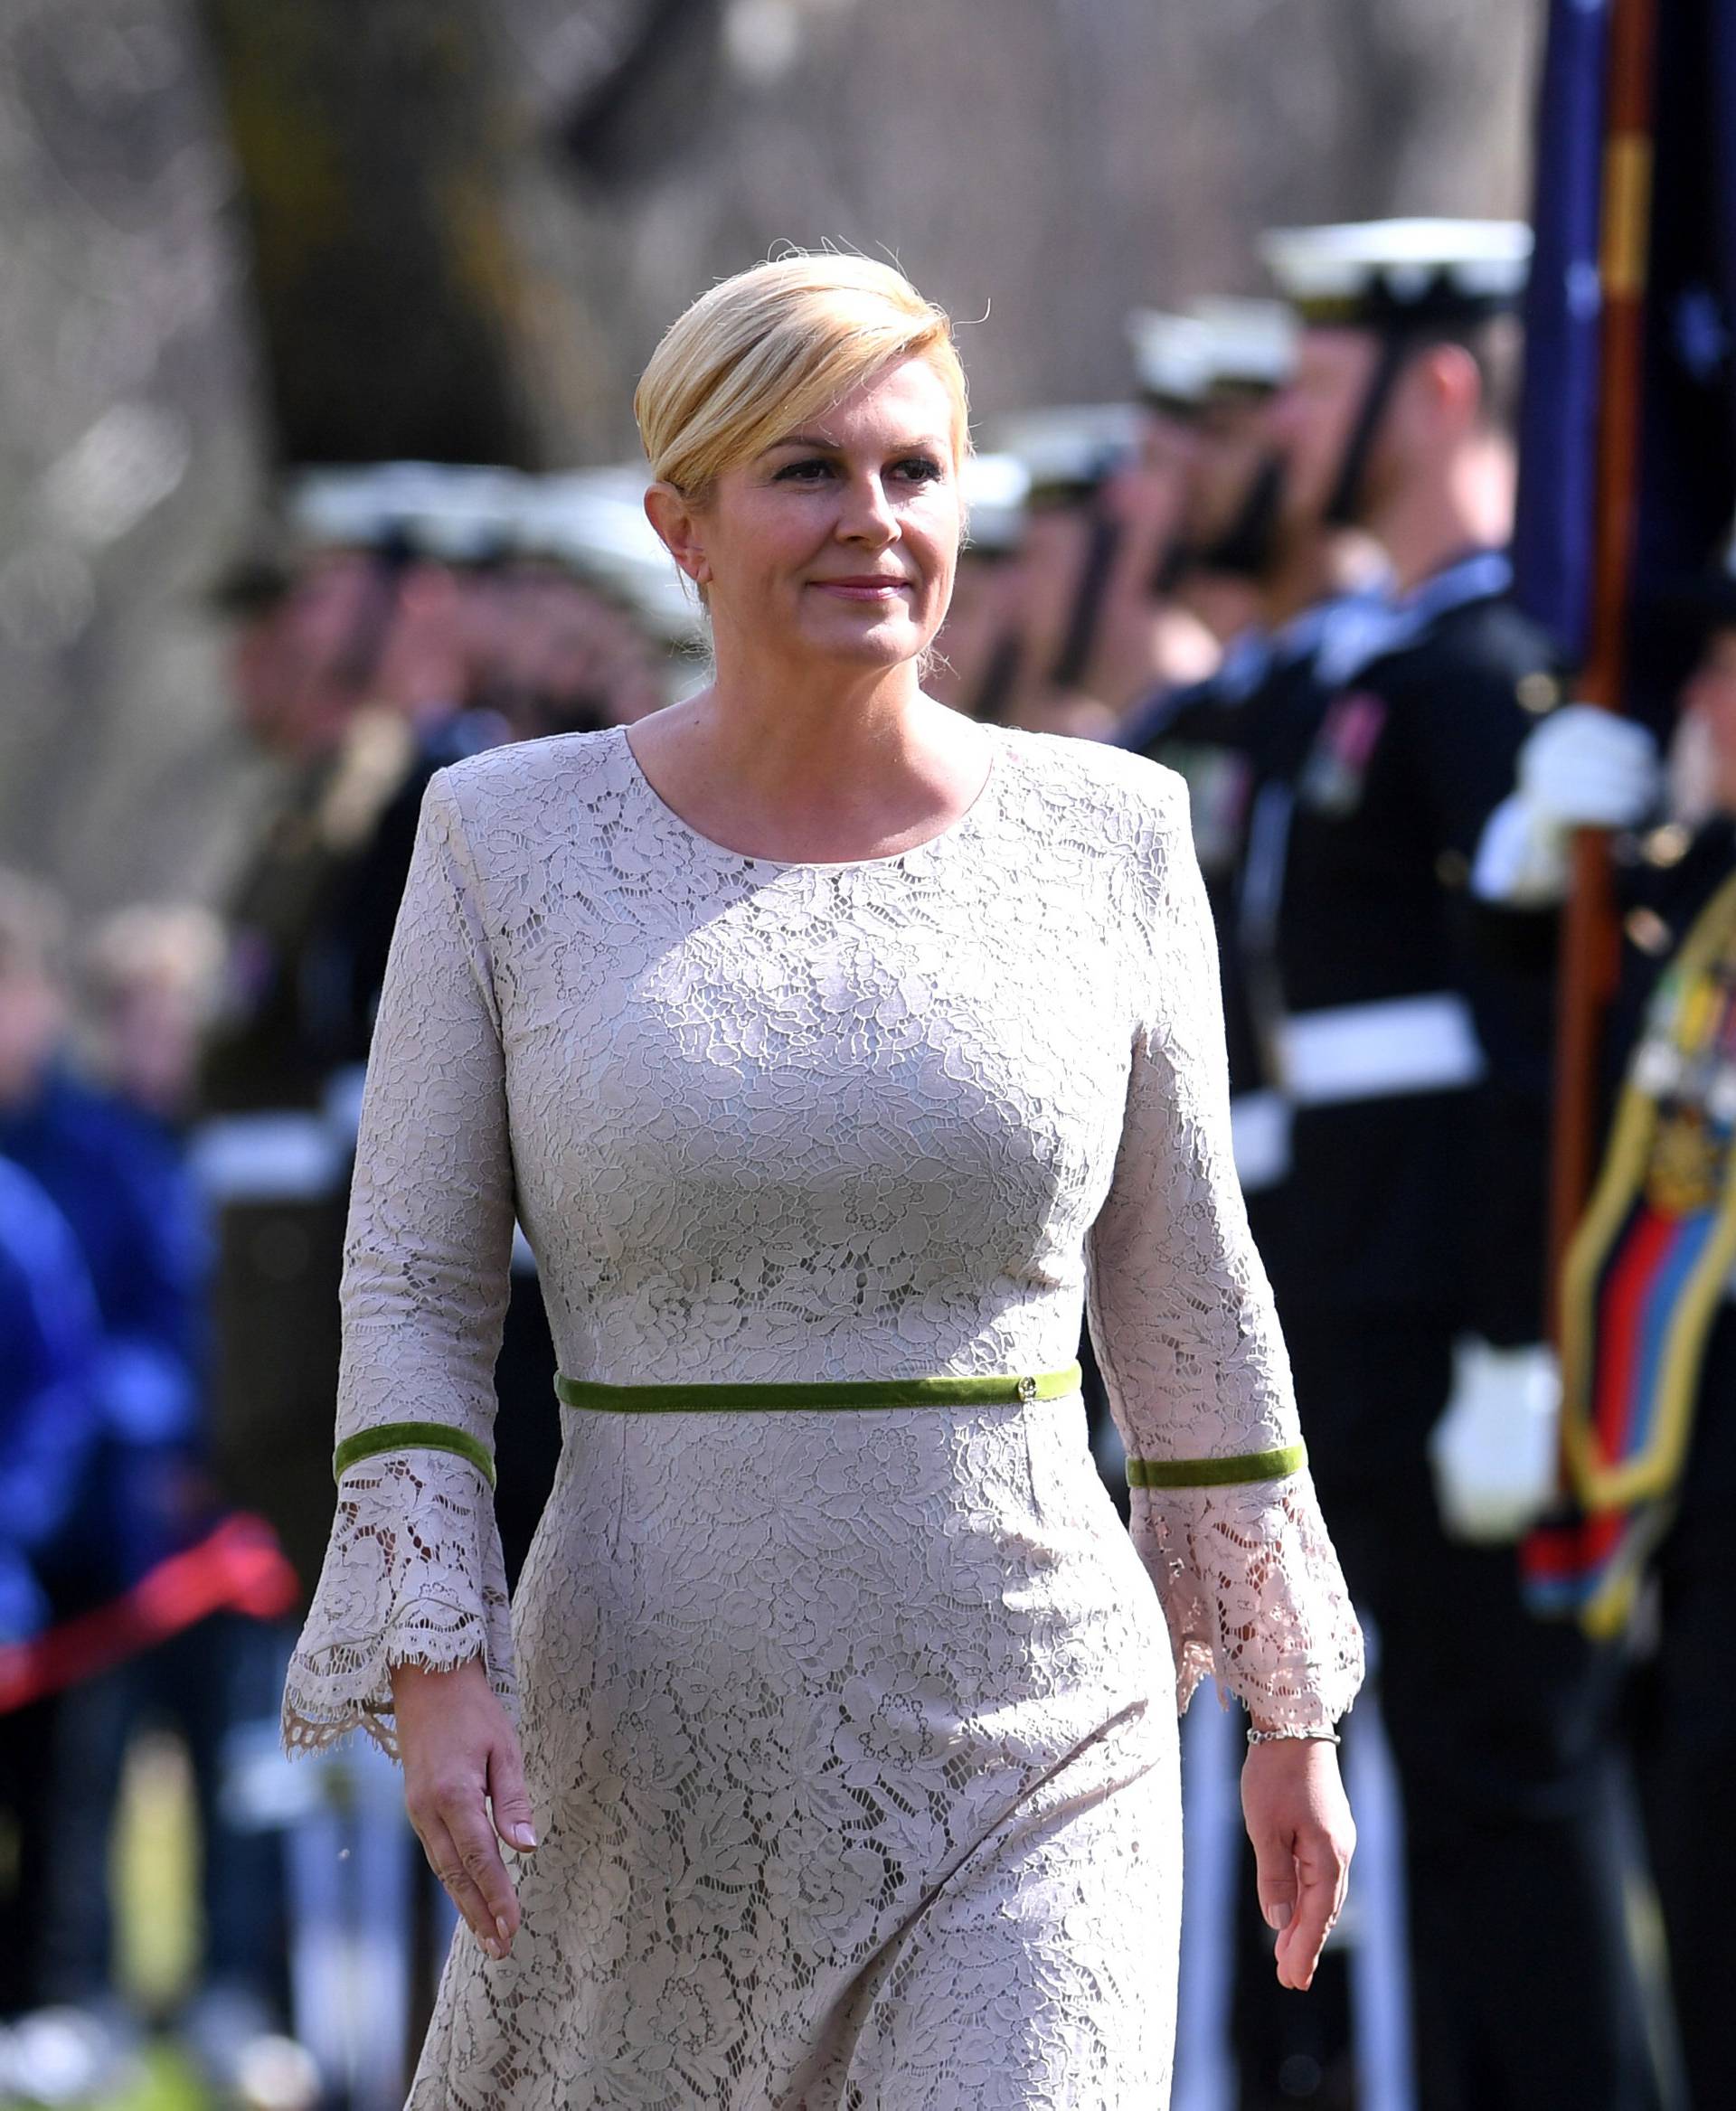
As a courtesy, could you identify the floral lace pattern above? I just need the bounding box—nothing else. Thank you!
[280,722,1362,2106]
[282,1450,515,1758]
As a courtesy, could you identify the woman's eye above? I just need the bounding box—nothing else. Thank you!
[769,454,943,487]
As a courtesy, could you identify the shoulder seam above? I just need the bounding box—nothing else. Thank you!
[423,768,504,1022]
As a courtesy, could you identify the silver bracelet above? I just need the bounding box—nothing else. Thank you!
[1246,1726,1342,1748]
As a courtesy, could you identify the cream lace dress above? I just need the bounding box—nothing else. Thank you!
[280,720,1362,2110]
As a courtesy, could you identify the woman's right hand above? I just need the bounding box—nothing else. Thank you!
[1241,1735,1355,1991]
[392,1655,537,1959]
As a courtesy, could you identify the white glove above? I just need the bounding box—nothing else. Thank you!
[1428,1338,1561,1543]
[1471,705,1662,906]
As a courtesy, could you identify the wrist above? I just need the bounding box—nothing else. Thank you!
[1245,1719,1342,1748]
[389,1650,486,1698]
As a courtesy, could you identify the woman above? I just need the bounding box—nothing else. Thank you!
[282,254,1361,2107]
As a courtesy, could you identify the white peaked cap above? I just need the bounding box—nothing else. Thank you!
[988,405,1146,495]
[518,467,706,643]
[1260,218,1533,311]
[1191,297,1297,390]
[287,463,529,561]
[1126,309,1215,406]
[959,451,1030,555]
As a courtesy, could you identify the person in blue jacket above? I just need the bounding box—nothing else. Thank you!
[0,872,293,2089]
[0,873,211,1611]
[0,1152,102,2021]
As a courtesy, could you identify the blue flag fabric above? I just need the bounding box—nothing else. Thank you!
[1514,0,1736,728]
[1512,0,1608,666]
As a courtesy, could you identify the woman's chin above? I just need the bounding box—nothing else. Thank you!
[797,617,926,670]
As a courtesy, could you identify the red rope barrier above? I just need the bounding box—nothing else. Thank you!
[0,1513,301,1713]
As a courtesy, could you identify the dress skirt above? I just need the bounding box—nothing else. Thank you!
[405,1388,1181,2110]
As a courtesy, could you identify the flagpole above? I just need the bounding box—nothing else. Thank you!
[1547,0,1659,1328]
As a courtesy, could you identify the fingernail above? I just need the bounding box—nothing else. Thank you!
[495,1915,511,1946]
[512,1824,537,1850]
[1265,1901,1292,1931]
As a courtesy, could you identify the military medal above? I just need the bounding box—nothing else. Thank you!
[1297,691,1387,817]
[1165,741,1253,877]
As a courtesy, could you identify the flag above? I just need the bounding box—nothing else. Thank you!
[1511,0,1609,665]
[1514,0,1736,730]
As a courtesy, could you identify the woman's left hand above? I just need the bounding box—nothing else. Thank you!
[1241,1736,1355,1991]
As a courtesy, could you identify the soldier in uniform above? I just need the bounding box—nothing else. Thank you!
[985,404,1156,736]
[1120,301,1394,2109]
[198,504,440,1601]
[1475,568,1736,2108]
[1244,220,1657,2108]
[1121,298,1387,1220]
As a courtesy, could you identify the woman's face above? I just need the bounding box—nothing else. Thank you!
[670,354,962,675]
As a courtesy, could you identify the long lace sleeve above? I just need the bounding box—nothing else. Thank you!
[1086,775,1363,1729]
[281,768,517,1759]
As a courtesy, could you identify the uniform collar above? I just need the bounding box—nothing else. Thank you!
[1395,546,1513,622]
[1212,580,1395,706]
[1316,547,1514,688]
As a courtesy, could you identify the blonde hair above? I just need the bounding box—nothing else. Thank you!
[635,253,970,503]
[82,902,225,1017]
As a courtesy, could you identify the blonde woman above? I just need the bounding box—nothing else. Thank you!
[282,254,1362,2107]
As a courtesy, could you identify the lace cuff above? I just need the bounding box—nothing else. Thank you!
[280,1447,516,1761]
[1129,1466,1363,1731]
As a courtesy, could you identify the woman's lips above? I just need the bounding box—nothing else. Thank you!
[811,578,910,599]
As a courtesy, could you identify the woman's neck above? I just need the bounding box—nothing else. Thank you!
[625,651,991,863]
[698,638,929,786]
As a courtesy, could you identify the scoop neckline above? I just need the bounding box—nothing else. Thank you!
[615,718,1005,872]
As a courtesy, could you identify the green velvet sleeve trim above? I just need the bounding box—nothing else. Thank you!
[1127,1441,1307,1490]
[332,1421,497,1490]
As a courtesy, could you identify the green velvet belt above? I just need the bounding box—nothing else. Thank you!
[553,1361,1085,1414]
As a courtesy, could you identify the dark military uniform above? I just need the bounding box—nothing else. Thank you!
[1125,593,1391,2106]
[199,700,564,1599]
[1249,553,1559,1331]
[1247,551,1656,2109]
[1125,589,1392,1225]
[196,708,423,1598]
[1564,814,1736,2110]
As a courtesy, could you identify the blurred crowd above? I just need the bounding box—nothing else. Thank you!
[2,212,1733,2111]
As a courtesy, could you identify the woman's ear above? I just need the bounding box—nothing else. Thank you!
[645,481,711,586]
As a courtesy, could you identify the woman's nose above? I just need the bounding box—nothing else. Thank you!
[836,475,898,541]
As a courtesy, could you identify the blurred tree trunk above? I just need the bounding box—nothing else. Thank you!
[200,0,542,467]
